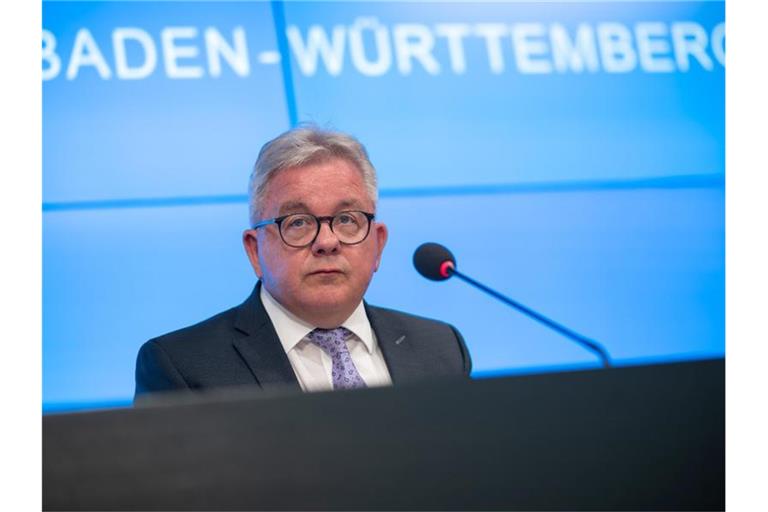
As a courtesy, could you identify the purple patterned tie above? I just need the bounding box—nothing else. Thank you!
[307,327,367,390]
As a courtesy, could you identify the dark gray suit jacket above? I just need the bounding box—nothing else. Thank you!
[135,284,471,401]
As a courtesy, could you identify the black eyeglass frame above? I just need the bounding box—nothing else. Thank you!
[251,210,376,248]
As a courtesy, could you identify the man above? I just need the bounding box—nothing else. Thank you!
[135,126,471,400]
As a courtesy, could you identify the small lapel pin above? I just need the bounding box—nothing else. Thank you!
[394,335,406,345]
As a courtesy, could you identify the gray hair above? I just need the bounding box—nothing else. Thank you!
[248,126,379,226]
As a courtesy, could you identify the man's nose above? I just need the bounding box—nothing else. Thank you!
[311,220,340,255]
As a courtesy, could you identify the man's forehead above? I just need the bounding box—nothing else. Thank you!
[261,161,374,215]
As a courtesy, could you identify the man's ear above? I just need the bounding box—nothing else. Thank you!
[242,229,263,278]
[372,222,388,272]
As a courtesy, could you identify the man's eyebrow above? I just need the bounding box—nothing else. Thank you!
[277,199,368,216]
[335,199,365,210]
[277,201,309,215]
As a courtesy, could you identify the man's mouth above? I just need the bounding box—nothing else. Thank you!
[309,269,344,275]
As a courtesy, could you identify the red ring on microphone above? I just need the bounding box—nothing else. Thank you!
[439,261,455,278]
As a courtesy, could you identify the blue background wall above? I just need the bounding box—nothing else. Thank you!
[43,0,724,412]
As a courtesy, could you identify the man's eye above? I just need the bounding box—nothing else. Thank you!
[287,217,308,228]
[338,213,363,226]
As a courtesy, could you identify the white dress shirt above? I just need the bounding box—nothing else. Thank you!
[260,286,393,392]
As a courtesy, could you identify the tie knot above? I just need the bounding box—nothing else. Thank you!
[307,327,352,353]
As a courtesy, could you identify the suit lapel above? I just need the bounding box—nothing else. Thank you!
[231,283,301,392]
[366,304,426,385]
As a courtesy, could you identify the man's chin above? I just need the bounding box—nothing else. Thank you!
[300,280,362,307]
[303,281,353,306]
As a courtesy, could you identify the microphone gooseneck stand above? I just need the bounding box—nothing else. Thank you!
[445,264,612,369]
[413,242,612,368]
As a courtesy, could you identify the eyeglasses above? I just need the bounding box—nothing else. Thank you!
[252,210,375,248]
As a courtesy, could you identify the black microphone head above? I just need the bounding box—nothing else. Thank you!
[413,243,456,281]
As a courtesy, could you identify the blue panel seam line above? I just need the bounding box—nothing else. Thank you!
[271,0,298,128]
[41,174,725,212]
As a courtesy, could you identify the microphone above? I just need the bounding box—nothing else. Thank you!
[412,242,456,281]
[413,242,612,368]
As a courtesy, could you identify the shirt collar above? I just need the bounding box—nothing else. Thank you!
[340,300,376,354]
[260,285,376,354]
